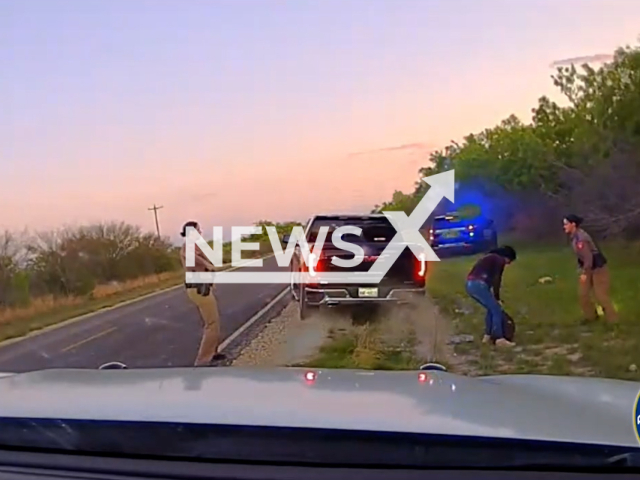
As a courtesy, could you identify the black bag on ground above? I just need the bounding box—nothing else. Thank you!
[502,309,516,342]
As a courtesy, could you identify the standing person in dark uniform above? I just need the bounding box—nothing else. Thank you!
[180,220,226,366]
[563,214,617,323]
[465,246,517,347]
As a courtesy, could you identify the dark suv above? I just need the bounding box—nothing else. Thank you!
[283,214,427,319]
[428,211,498,255]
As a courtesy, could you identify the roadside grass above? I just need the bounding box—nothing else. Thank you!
[298,299,449,371]
[296,241,639,379]
[427,241,640,380]
[299,323,423,370]
[0,245,275,344]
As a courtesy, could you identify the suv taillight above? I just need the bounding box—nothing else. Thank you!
[307,253,323,276]
[414,252,427,285]
[417,253,426,277]
[306,253,323,286]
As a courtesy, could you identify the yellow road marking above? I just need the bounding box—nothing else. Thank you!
[61,326,117,353]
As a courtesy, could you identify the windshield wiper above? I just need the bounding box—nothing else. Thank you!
[606,452,640,467]
[488,451,640,471]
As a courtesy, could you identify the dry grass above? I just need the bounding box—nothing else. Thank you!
[0,271,183,328]
[91,272,184,298]
[0,271,187,342]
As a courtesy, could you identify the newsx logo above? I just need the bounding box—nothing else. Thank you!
[185,170,455,284]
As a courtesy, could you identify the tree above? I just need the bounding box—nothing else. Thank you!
[375,42,640,238]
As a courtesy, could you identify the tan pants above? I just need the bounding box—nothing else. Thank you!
[186,287,221,365]
[579,266,617,322]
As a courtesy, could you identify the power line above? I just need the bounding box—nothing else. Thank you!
[148,204,164,237]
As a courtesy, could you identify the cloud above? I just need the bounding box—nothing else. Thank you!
[348,142,431,158]
[550,54,614,68]
[190,192,218,201]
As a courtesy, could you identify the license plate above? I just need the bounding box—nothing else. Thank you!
[358,287,378,297]
[443,230,459,238]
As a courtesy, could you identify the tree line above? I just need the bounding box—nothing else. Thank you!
[0,220,304,309]
[0,223,180,307]
[376,43,640,240]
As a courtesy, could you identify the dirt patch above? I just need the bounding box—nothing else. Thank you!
[296,296,456,370]
[378,295,455,362]
[233,295,459,370]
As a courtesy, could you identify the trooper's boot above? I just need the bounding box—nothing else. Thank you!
[209,353,227,366]
[194,353,228,368]
[580,310,599,325]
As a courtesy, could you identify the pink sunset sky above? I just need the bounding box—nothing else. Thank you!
[2,0,639,242]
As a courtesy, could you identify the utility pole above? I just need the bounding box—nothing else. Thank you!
[148,204,163,237]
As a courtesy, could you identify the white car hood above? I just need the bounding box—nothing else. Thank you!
[0,367,638,448]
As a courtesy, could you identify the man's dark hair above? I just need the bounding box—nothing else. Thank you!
[489,245,517,262]
[180,221,199,238]
[564,214,584,227]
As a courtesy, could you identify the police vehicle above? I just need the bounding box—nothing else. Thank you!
[428,210,498,255]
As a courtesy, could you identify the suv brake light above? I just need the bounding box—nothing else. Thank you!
[417,252,426,277]
[308,253,318,277]
[412,252,427,284]
[307,252,324,278]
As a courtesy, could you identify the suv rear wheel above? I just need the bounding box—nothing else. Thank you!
[298,283,320,320]
[298,283,309,320]
[290,263,298,300]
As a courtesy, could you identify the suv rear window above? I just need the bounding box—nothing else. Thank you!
[308,217,396,243]
[433,214,460,228]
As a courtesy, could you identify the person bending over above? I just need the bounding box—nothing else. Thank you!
[465,246,517,347]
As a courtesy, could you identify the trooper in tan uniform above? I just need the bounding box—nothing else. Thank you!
[180,220,225,366]
[563,214,617,323]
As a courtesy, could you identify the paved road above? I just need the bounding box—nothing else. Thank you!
[0,256,288,373]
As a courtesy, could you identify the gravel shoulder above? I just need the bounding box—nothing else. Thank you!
[232,302,346,366]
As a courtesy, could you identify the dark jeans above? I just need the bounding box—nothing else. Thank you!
[465,279,504,339]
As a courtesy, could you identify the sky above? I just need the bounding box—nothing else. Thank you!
[1,0,639,242]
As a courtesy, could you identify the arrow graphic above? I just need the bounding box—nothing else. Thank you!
[373,169,455,271]
[186,169,455,284]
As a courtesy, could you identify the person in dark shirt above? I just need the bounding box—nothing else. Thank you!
[465,246,517,347]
